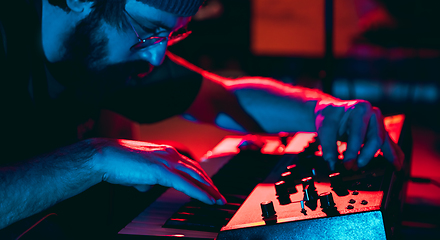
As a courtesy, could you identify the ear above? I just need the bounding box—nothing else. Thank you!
[66,0,94,14]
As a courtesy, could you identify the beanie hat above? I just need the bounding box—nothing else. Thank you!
[140,0,205,17]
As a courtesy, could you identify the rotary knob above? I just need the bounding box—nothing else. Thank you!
[319,192,336,210]
[329,172,343,189]
[281,171,293,183]
[287,164,298,172]
[280,171,298,193]
[286,164,299,179]
[329,172,349,196]
[275,181,288,196]
[303,185,318,202]
[302,177,316,191]
[261,201,276,218]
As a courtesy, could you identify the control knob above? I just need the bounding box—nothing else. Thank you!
[260,201,276,218]
[319,192,336,210]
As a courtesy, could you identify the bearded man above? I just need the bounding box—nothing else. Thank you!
[0,0,403,238]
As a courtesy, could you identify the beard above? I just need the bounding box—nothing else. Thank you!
[47,9,154,97]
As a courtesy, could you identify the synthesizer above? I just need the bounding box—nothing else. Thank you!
[117,114,409,239]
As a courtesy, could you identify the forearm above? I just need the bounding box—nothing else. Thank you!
[0,139,102,230]
[167,51,331,133]
[187,72,340,133]
[230,77,323,133]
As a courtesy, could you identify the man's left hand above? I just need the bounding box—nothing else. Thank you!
[315,99,404,171]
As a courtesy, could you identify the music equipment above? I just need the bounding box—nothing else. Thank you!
[117,114,409,239]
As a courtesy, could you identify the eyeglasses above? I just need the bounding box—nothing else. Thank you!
[123,10,192,51]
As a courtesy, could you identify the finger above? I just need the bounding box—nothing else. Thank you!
[381,132,404,171]
[343,104,371,170]
[176,158,226,204]
[318,122,339,171]
[175,169,226,204]
[173,158,223,201]
[162,147,217,188]
[174,162,219,193]
[157,169,217,205]
[179,155,216,186]
[357,108,385,168]
[158,147,224,203]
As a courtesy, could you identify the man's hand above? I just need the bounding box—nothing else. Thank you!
[92,139,226,205]
[315,99,404,171]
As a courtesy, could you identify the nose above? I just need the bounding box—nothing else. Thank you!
[136,41,168,66]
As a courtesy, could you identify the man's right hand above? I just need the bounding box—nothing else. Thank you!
[90,138,226,205]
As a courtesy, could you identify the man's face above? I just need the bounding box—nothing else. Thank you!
[61,0,190,85]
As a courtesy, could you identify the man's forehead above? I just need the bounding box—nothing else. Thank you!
[125,0,191,30]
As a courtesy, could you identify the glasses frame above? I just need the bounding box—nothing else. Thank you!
[123,9,192,51]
